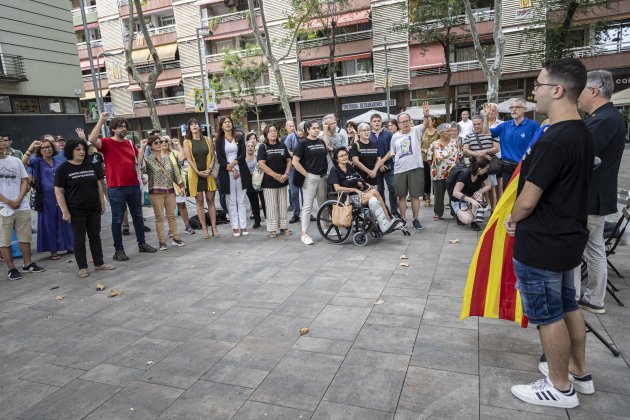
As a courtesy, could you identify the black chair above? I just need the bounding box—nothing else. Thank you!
[606,189,630,280]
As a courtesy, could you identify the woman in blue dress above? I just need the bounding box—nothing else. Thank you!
[23,135,73,259]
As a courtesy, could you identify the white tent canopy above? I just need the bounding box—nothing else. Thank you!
[612,87,630,106]
[401,104,450,120]
[347,110,391,124]
[497,99,537,113]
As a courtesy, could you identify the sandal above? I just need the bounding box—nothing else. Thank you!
[424,199,431,207]
[433,215,442,221]
[268,231,277,238]
[281,229,293,236]
[51,253,60,260]
[211,227,221,238]
[202,230,210,239]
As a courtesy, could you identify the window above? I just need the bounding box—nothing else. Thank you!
[302,57,373,81]
[159,15,175,27]
[213,39,235,54]
[455,44,495,62]
[0,96,11,113]
[356,58,372,74]
[64,99,80,114]
[14,98,39,113]
[47,98,64,113]
[597,20,630,52]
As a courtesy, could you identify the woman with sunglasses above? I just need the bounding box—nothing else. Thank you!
[139,135,185,250]
[23,135,73,260]
[349,122,381,187]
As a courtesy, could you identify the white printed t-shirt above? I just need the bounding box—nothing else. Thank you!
[390,125,424,174]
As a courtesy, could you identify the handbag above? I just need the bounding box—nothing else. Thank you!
[331,192,353,228]
[30,160,44,212]
[474,133,501,175]
[210,153,220,179]
[251,143,266,191]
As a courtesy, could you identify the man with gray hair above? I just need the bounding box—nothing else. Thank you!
[319,114,348,150]
[573,69,626,314]
[485,97,539,187]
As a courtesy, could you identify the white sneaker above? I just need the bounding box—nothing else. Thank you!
[511,377,579,408]
[301,234,314,245]
[538,362,595,395]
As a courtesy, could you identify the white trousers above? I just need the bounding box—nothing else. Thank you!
[228,172,247,229]
[573,215,607,306]
[301,173,327,233]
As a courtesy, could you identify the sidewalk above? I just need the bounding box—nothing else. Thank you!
[1,146,628,419]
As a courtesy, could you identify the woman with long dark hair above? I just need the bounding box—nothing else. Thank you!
[182,118,219,239]
[215,116,251,237]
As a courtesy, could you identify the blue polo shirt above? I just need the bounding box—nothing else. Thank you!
[490,117,539,163]
[370,129,393,158]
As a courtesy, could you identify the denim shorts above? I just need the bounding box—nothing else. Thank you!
[512,258,579,325]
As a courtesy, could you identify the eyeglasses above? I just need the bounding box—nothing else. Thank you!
[508,106,525,110]
[359,129,370,132]
[398,119,411,124]
[533,80,558,89]
[40,146,53,151]
[153,140,167,145]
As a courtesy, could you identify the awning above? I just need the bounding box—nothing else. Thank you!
[402,104,451,118]
[208,29,253,41]
[612,87,630,106]
[80,57,105,70]
[75,22,99,31]
[132,48,151,64]
[80,89,110,101]
[155,43,178,61]
[128,78,181,91]
[308,9,370,30]
[409,44,445,70]
[301,52,371,67]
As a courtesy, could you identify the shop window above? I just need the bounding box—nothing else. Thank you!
[64,99,80,114]
[47,98,64,113]
[14,98,39,113]
[0,96,11,113]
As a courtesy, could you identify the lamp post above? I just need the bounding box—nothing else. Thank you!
[79,0,104,136]
[95,51,117,137]
[196,27,212,136]
[384,35,391,120]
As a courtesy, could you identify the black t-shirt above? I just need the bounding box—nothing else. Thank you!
[452,170,487,202]
[294,138,328,176]
[88,152,105,179]
[54,160,103,216]
[514,120,594,272]
[257,142,289,189]
[349,139,379,184]
[328,164,362,192]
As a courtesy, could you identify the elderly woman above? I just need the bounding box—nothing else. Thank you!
[452,158,491,231]
[427,123,462,221]
[328,147,398,233]
[349,122,381,186]
[54,139,115,277]
[257,125,292,237]
[23,135,73,259]
[420,115,439,207]
[161,136,194,235]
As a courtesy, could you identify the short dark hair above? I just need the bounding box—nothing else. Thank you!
[1,134,10,140]
[470,156,489,174]
[109,117,129,130]
[149,130,161,136]
[262,124,278,145]
[304,119,320,133]
[64,138,89,161]
[147,134,161,147]
[370,113,382,122]
[345,121,358,131]
[332,147,348,165]
[387,119,399,130]
[543,58,587,104]
[245,131,258,143]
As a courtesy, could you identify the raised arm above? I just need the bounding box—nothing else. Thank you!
[89,112,109,148]
[22,141,41,166]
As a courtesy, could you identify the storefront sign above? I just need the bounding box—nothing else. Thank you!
[342,99,396,111]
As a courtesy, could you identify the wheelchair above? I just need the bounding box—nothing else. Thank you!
[315,191,410,246]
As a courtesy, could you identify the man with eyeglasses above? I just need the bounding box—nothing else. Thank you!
[0,135,23,160]
[484,97,539,188]
[572,70,626,315]
[383,103,431,229]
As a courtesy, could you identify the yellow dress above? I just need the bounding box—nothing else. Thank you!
[186,137,217,195]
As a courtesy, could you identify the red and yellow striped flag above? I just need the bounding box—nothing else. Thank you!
[460,163,528,328]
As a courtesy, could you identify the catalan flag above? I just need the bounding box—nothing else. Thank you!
[460,125,549,328]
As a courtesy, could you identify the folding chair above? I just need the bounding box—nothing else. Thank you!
[605,190,630,279]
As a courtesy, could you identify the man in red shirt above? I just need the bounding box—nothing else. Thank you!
[89,113,156,261]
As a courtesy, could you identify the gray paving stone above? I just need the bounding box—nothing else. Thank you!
[323,363,406,412]
[282,288,336,309]
[479,405,568,419]
[353,322,417,355]
[365,312,422,329]
[18,363,85,387]
[201,363,269,389]
[312,400,393,420]
[238,284,300,310]
[479,323,542,355]
[308,305,372,341]
[79,363,144,387]
[84,380,183,420]
[159,380,252,419]
[395,366,479,419]
[272,304,323,319]
[251,350,343,411]
[371,295,426,317]
[479,349,541,373]
[344,348,410,372]
[422,294,478,330]
[292,336,353,356]
[145,324,199,342]
[200,306,272,342]
[220,335,294,371]
[328,296,377,308]
[18,378,120,420]
[0,378,58,419]
[249,314,312,342]
[337,278,389,299]
[232,401,313,420]
[410,324,478,375]
[106,337,181,370]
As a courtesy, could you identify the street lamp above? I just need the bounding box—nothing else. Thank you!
[196,27,212,136]
[95,51,117,137]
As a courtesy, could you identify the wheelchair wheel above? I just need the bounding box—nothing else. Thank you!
[352,232,368,246]
[316,200,352,244]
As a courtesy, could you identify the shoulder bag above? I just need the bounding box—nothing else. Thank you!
[331,192,353,228]
[474,133,501,175]
[151,155,183,195]
[30,159,44,212]
[205,136,220,179]
[252,144,265,191]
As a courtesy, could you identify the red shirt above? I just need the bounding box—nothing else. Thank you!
[99,137,140,188]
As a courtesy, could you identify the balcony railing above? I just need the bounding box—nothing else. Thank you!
[566,40,630,58]
[0,54,28,82]
[410,8,494,31]
[297,29,373,50]
[133,95,185,108]
[218,85,271,96]
[76,39,103,49]
[410,66,448,77]
[72,5,98,26]
[82,73,108,81]
[201,8,260,27]
[124,24,177,42]
[135,59,181,73]
[206,47,263,63]
[449,58,495,72]
[300,73,374,89]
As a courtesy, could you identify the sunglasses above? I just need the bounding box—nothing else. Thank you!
[153,140,167,145]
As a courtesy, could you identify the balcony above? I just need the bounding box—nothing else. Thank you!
[218,85,271,97]
[135,60,181,73]
[297,29,372,50]
[76,39,103,60]
[202,8,260,28]
[566,40,630,58]
[118,0,173,16]
[449,58,495,72]
[0,54,28,82]
[301,73,374,89]
[206,47,263,63]
[410,8,495,31]
[124,24,177,48]
[72,5,98,27]
[133,95,185,108]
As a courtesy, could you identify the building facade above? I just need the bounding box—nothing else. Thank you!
[76,0,630,139]
[0,0,85,150]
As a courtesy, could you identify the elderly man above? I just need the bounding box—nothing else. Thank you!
[573,70,626,314]
[485,98,539,187]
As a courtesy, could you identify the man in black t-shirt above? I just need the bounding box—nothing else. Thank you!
[506,58,594,409]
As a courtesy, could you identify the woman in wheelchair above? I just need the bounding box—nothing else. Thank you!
[328,147,400,233]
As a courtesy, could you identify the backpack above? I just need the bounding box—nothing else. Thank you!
[446,163,469,201]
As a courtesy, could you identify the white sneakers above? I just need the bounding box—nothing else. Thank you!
[538,362,595,395]
[301,234,314,245]
[511,377,579,408]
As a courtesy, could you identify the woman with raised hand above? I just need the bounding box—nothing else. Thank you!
[257,124,292,238]
[54,139,115,278]
[23,135,73,260]
[182,118,219,239]
[427,123,462,221]
[215,116,251,237]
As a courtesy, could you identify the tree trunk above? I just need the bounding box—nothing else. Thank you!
[328,24,342,121]
[441,37,452,123]
[548,0,580,59]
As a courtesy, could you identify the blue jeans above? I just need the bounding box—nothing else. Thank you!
[288,167,301,217]
[513,258,579,325]
[377,169,397,215]
[108,186,146,251]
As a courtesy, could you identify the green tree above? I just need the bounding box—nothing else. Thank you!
[210,44,269,131]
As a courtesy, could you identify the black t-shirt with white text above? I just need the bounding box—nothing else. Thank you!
[257,142,290,188]
[452,170,487,202]
[328,164,362,191]
[514,120,594,272]
[349,139,379,184]
[294,138,328,176]
[54,160,103,216]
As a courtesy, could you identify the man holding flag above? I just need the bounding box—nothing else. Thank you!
[505,58,595,408]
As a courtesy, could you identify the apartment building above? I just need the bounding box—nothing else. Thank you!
[76,0,630,139]
[0,0,85,150]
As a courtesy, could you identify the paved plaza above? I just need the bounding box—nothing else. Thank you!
[0,147,629,419]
